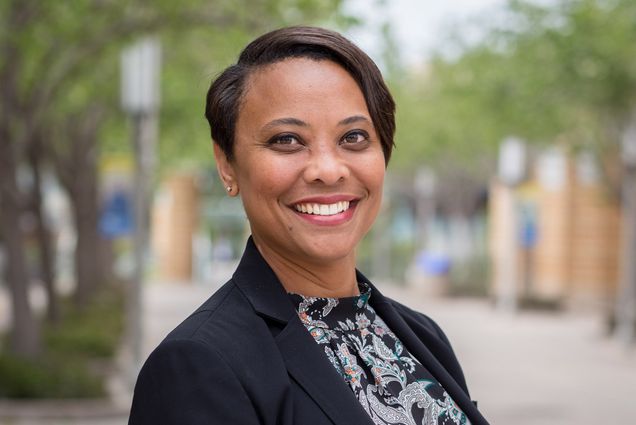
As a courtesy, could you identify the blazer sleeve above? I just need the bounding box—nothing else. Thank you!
[129,338,261,425]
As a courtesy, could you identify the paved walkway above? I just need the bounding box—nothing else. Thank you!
[2,279,635,424]
[381,286,636,424]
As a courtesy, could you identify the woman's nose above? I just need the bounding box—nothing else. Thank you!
[302,146,350,185]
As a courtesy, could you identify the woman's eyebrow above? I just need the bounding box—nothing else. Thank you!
[338,115,371,126]
[261,115,370,132]
[262,117,308,131]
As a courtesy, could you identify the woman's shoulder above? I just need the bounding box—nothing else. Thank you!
[136,277,289,395]
[159,279,261,349]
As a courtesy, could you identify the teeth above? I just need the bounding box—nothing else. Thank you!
[294,201,351,216]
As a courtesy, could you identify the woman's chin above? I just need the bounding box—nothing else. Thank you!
[292,236,360,265]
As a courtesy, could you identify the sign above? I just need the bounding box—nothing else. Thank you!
[100,190,133,238]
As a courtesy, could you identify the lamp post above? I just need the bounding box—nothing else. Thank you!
[120,37,161,384]
[414,166,436,251]
[616,120,636,345]
[496,136,526,313]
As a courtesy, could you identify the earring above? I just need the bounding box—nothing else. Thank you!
[226,186,232,193]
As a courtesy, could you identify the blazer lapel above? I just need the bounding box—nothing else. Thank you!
[232,238,373,425]
[276,318,374,425]
[367,281,490,425]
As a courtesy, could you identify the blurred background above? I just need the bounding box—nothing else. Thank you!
[1,0,635,424]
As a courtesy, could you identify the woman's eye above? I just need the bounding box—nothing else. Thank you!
[267,134,303,151]
[274,134,299,145]
[341,131,369,148]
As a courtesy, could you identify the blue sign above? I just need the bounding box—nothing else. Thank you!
[100,190,134,238]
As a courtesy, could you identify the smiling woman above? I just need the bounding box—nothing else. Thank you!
[214,58,385,296]
[129,26,490,425]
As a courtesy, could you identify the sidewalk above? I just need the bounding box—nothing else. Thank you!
[381,285,636,424]
[2,279,635,424]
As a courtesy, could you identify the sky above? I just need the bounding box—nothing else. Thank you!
[344,0,507,66]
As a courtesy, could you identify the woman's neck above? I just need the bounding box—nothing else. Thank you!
[253,239,359,298]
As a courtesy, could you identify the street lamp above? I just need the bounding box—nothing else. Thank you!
[120,37,161,384]
[498,136,526,186]
[414,166,436,250]
[616,119,636,345]
[496,136,527,313]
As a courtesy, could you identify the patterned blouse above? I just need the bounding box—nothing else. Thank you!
[289,283,470,425]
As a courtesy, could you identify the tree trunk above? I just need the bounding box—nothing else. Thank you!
[0,0,41,358]
[27,138,59,323]
[54,107,105,308]
[71,173,102,307]
[0,137,41,358]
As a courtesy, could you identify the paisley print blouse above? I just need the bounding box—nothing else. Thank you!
[289,283,470,425]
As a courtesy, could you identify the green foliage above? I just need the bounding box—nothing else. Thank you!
[0,286,125,398]
[44,288,125,358]
[2,0,352,169]
[157,26,255,170]
[0,353,104,399]
[389,0,636,171]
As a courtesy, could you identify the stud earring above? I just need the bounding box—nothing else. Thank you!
[226,186,232,193]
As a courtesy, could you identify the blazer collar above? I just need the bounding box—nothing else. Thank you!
[231,236,297,324]
[232,237,374,425]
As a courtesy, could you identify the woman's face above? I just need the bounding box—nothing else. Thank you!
[215,58,385,266]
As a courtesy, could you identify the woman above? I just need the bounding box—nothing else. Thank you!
[129,26,489,425]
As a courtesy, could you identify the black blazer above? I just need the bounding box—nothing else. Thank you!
[129,238,489,425]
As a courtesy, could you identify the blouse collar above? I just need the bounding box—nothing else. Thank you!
[288,282,373,329]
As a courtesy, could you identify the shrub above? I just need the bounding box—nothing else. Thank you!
[45,289,125,358]
[0,285,125,398]
[0,353,104,399]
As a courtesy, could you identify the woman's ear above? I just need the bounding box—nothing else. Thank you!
[213,143,238,196]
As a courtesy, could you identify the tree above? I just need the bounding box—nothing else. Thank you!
[0,0,348,358]
[0,0,43,358]
[389,0,636,336]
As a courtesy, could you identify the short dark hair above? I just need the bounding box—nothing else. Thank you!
[205,26,396,162]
